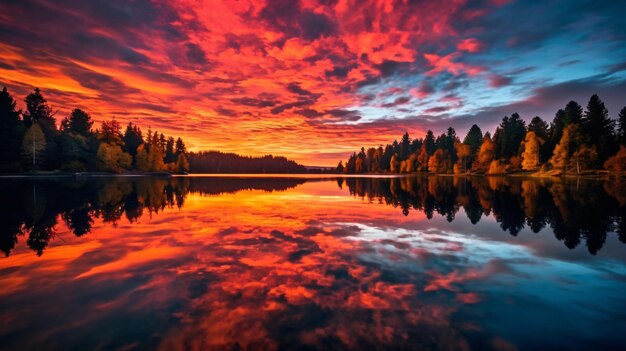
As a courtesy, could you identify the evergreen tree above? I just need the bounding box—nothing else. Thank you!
[60,109,93,136]
[616,106,626,146]
[582,94,616,162]
[122,122,143,157]
[424,130,435,155]
[463,124,483,156]
[493,113,526,160]
[0,87,24,171]
[400,132,410,159]
[549,109,567,155]
[165,136,176,163]
[175,137,186,155]
[336,161,344,173]
[563,100,583,125]
[23,88,56,137]
[99,119,123,145]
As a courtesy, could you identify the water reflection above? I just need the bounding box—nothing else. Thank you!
[2,176,624,257]
[342,176,626,255]
[0,176,625,350]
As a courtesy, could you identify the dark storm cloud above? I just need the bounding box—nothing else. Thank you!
[286,83,315,96]
[256,0,337,41]
[231,97,277,108]
[185,43,209,66]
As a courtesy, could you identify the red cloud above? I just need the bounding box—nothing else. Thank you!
[0,0,503,165]
[457,38,482,53]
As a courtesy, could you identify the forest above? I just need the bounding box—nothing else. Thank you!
[0,86,193,174]
[188,151,307,173]
[339,94,626,176]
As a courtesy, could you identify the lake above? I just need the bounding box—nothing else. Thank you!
[1,175,625,350]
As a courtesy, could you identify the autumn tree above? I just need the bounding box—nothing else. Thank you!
[521,131,543,171]
[549,124,583,172]
[355,156,364,173]
[390,154,400,173]
[428,149,445,173]
[571,145,598,173]
[474,133,495,172]
[175,152,190,173]
[96,142,132,173]
[454,142,471,174]
[417,146,429,171]
[21,124,46,170]
[487,160,507,175]
[527,116,550,162]
[604,146,626,174]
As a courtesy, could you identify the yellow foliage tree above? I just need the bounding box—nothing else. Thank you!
[521,131,543,171]
[475,135,494,171]
[390,154,400,173]
[571,145,598,173]
[175,153,190,173]
[549,124,575,171]
[487,160,507,175]
[355,157,364,173]
[97,142,132,173]
[604,146,626,173]
[428,149,445,173]
[454,142,471,173]
[21,124,46,170]
[417,146,428,171]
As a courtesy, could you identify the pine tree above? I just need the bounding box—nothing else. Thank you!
[583,94,616,162]
[0,87,24,171]
[122,123,143,157]
[617,106,626,146]
[463,124,483,157]
[23,88,56,137]
[61,109,93,136]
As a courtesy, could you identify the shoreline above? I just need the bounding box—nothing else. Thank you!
[0,171,623,180]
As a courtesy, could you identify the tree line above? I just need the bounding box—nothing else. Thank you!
[0,86,190,173]
[189,151,307,173]
[338,94,626,175]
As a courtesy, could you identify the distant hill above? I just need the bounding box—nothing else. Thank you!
[188,151,307,173]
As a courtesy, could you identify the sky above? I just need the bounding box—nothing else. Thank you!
[0,0,625,166]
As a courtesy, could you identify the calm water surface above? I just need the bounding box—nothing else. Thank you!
[1,175,625,350]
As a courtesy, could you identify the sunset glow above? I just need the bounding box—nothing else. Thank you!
[1,0,625,165]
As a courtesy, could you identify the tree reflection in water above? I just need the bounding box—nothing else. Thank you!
[343,176,626,255]
[1,176,625,257]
